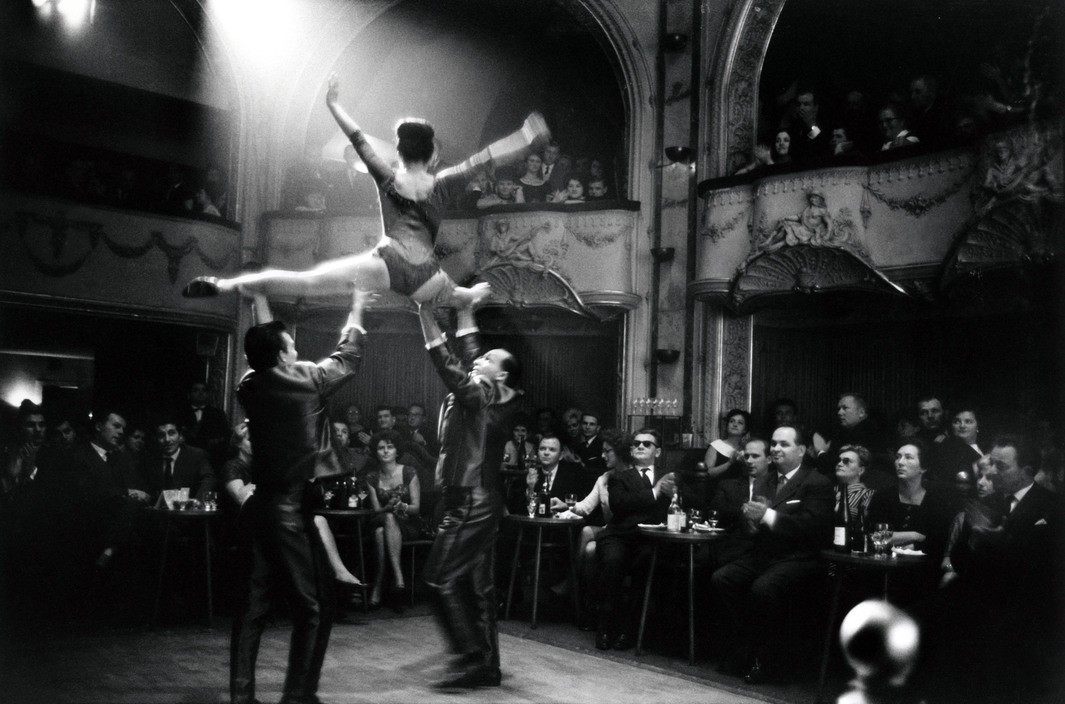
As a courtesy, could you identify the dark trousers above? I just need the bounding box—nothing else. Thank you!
[422,487,502,670]
[595,530,654,636]
[230,486,335,704]
[710,551,820,665]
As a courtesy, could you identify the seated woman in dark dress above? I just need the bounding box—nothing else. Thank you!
[867,439,957,564]
[365,430,426,608]
[932,406,986,486]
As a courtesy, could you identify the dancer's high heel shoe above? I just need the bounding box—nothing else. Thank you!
[182,276,221,298]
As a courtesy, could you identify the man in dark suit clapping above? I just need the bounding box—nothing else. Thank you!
[594,427,675,651]
[711,425,833,684]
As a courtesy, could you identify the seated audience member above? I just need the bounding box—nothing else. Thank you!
[141,416,218,501]
[786,89,831,162]
[2,400,47,492]
[878,103,920,151]
[365,430,424,609]
[595,428,676,651]
[540,141,569,194]
[51,414,79,450]
[192,183,222,216]
[835,444,875,521]
[769,397,800,430]
[342,403,368,449]
[771,129,793,166]
[458,170,491,210]
[72,407,151,571]
[373,403,433,472]
[940,454,997,585]
[931,406,985,485]
[504,417,535,468]
[555,176,586,204]
[908,74,952,148]
[938,434,1064,703]
[530,434,590,510]
[814,393,889,485]
[558,429,629,630]
[830,126,856,156]
[533,407,559,445]
[179,381,230,468]
[221,421,255,509]
[734,142,774,175]
[224,419,363,589]
[585,177,610,201]
[517,152,549,203]
[867,439,956,565]
[572,412,606,474]
[704,408,750,481]
[706,436,773,569]
[332,420,367,476]
[711,426,833,683]
[406,402,437,454]
[892,409,921,448]
[476,172,524,208]
[839,89,880,155]
[915,395,948,445]
[122,424,147,463]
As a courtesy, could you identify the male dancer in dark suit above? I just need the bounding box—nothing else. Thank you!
[595,427,676,651]
[711,425,833,684]
[230,289,370,704]
[141,417,217,501]
[417,299,523,690]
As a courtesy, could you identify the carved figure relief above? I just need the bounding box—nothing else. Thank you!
[744,191,862,267]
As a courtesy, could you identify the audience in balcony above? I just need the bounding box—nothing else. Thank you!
[770,129,793,166]
[476,171,525,208]
[517,152,550,203]
[556,177,586,204]
[585,177,610,201]
[878,103,921,151]
[785,89,832,162]
[733,143,775,175]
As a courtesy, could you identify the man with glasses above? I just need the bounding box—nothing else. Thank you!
[593,428,676,651]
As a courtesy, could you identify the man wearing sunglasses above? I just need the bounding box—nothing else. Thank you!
[593,428,676,651]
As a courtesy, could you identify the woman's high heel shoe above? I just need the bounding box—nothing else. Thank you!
[182,276,221,298]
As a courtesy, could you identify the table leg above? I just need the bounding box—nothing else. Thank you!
[531,525,544,629]
[568,525,581,625]
[150,517,172,630]
[204,519,214,629]
[356,518,367,612]
[635,545,658,656]
[816,568,845,704]
[687,543,696,666]
[505,524,524,620]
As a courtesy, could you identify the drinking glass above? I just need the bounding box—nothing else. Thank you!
[872,523,893,559]
[688,508,703,526]
[527,489,538,518]
[707,509,720,530]
[565,493,577,511]
[203,491,218,511]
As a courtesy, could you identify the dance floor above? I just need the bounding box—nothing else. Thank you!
[3,613,785,704]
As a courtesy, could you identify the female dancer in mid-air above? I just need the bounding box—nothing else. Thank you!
[184,74,549,307]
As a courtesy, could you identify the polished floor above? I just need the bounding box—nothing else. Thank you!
[3,612,786,704]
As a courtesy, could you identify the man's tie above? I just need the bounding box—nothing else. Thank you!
[1008,495,1018,513]
[164,456,174,490]
[641,467,653,487]
[104,450,114,464]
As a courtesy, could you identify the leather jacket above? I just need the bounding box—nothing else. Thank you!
[429,330,523,491]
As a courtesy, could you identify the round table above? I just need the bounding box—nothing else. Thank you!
[314,508,375,611]
[815,549,935,703]
[635,526,725,665]
[504,513,585,628]
[145,506,224,629]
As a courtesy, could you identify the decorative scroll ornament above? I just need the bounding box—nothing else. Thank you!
[467,263,600,319]
[702,208,749,243]
[729,245,907,312]
[941,127,1064,292]
[7,209,238,281]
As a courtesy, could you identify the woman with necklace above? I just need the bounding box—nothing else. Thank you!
[703,409,750,480]
[366,430,424,609]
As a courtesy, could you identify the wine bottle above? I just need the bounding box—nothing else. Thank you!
[833,482,850,553]
[849,499,867,553]
[667,493,683,532]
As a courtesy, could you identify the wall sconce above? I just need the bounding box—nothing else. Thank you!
[650,247,675,263]
[661,32,688,53]
[649,146,696,171]
[653,348,681,364]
